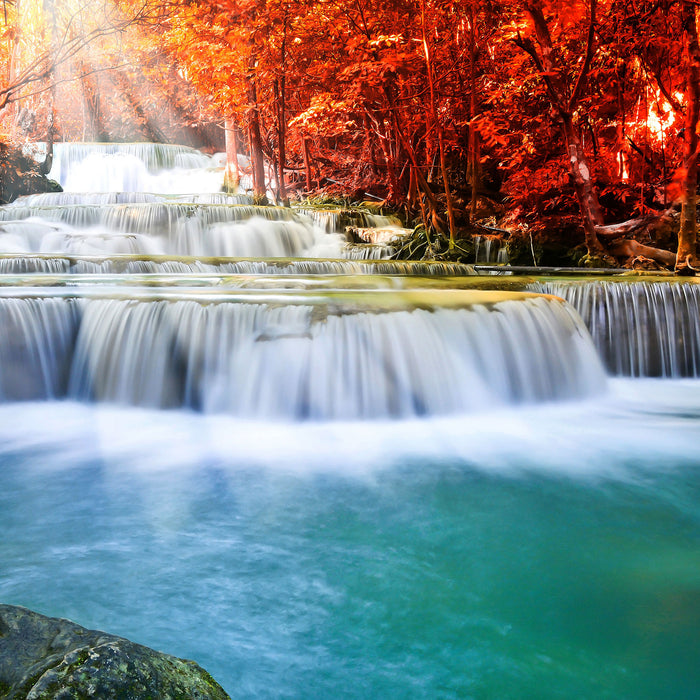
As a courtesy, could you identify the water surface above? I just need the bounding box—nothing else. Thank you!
[1,379,699,698]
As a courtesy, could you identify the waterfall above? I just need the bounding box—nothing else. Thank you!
[0,256,71,274]
[5,148,410,261]
[45,143,222,194]
[48,142,211,180]
[0,297,79,400]
[0,291,605,418]
[0,255,477,275]
[532,279,700,377]
[296,208,401,234]
[343,244,396,260]
[0,202,299,231]
[0,201,341,258]
[12,140,687,407]
[474,235,508,265]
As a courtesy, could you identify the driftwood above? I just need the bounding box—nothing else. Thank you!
[595,208,677,268]
[608,238,677,267]
[594,208,676,240]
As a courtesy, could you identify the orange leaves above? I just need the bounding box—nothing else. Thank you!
[471,114,510,149]
[667,166,687,203]
[289,94,356,137]
[549,0,586,28]
[369,34,405,49]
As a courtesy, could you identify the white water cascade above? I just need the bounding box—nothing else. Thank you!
[47,142,221,194]
[0,290,606,418]
[0,141,617,418]
[533,279,700,377]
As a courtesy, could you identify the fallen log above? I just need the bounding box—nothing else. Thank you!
[608,238,677,267]
[594,208,676,239]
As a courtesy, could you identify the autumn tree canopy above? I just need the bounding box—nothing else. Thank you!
[2,0,699,268]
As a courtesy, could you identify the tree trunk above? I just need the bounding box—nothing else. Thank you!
[302,137,313,192]
[468,6,480,222]
[224,118,240,194]
[274,78,289,206]
[678,0,700,271]
[39,85,55,176]
[421,0,456,245]
[80,62,109,142]
[561,112,605,254]
[246,77,267,205]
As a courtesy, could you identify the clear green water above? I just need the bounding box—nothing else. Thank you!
[1,379,699,699]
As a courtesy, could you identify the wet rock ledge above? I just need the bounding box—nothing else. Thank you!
[0,605,230,699]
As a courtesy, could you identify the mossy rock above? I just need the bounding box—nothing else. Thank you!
[579,253,618,269]
[0,605,230,699]
[0,143,63,204]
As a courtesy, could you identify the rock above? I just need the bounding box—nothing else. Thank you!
[0,605,231,700]
[0,143,63,205]
[345,225,410,244]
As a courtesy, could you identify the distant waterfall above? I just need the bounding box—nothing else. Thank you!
[1,146,416,261]
[533,280,700,377]
[47,142,218,194]
[0,293,605,418]
[474,235,508,265]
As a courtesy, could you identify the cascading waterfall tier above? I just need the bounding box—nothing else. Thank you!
[6,192,254,207]
[0,200,343,258]
[10,142,424,261]
[0,287,606,418]
[0,254,476,276]
[532,278,700,377]
[47,142,218,194]
[0,296,80,400]
[1,196,408,262]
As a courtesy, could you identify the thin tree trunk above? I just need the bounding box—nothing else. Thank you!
[421,0,456,245]
[40,0,55,176]
[7,0,20,130]
[224,118,240,193]
[80,61,108,141]
[39,82,55,176]
[562,112,605,254]
[246,76,267,205]
[303,138,312,191]
[468,6,480,223]
[274,78,289,206]
[678,0,700,271]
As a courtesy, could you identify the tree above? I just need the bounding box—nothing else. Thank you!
[677,0,700,271]
[513,0,605,257]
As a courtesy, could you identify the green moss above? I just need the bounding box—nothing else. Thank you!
[580,253,618,269]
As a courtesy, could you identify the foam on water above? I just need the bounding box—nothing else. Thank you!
[0,378,696,477]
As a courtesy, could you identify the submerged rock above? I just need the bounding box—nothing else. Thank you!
[0,605,230,699]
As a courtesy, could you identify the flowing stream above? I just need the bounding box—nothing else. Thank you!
[1,143,699,698]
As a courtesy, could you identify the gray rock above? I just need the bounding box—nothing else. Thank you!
[0,605,231,699]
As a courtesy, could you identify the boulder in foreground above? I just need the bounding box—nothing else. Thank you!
[0,605,230,699]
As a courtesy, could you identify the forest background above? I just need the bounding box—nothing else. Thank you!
[1,0,699,271]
